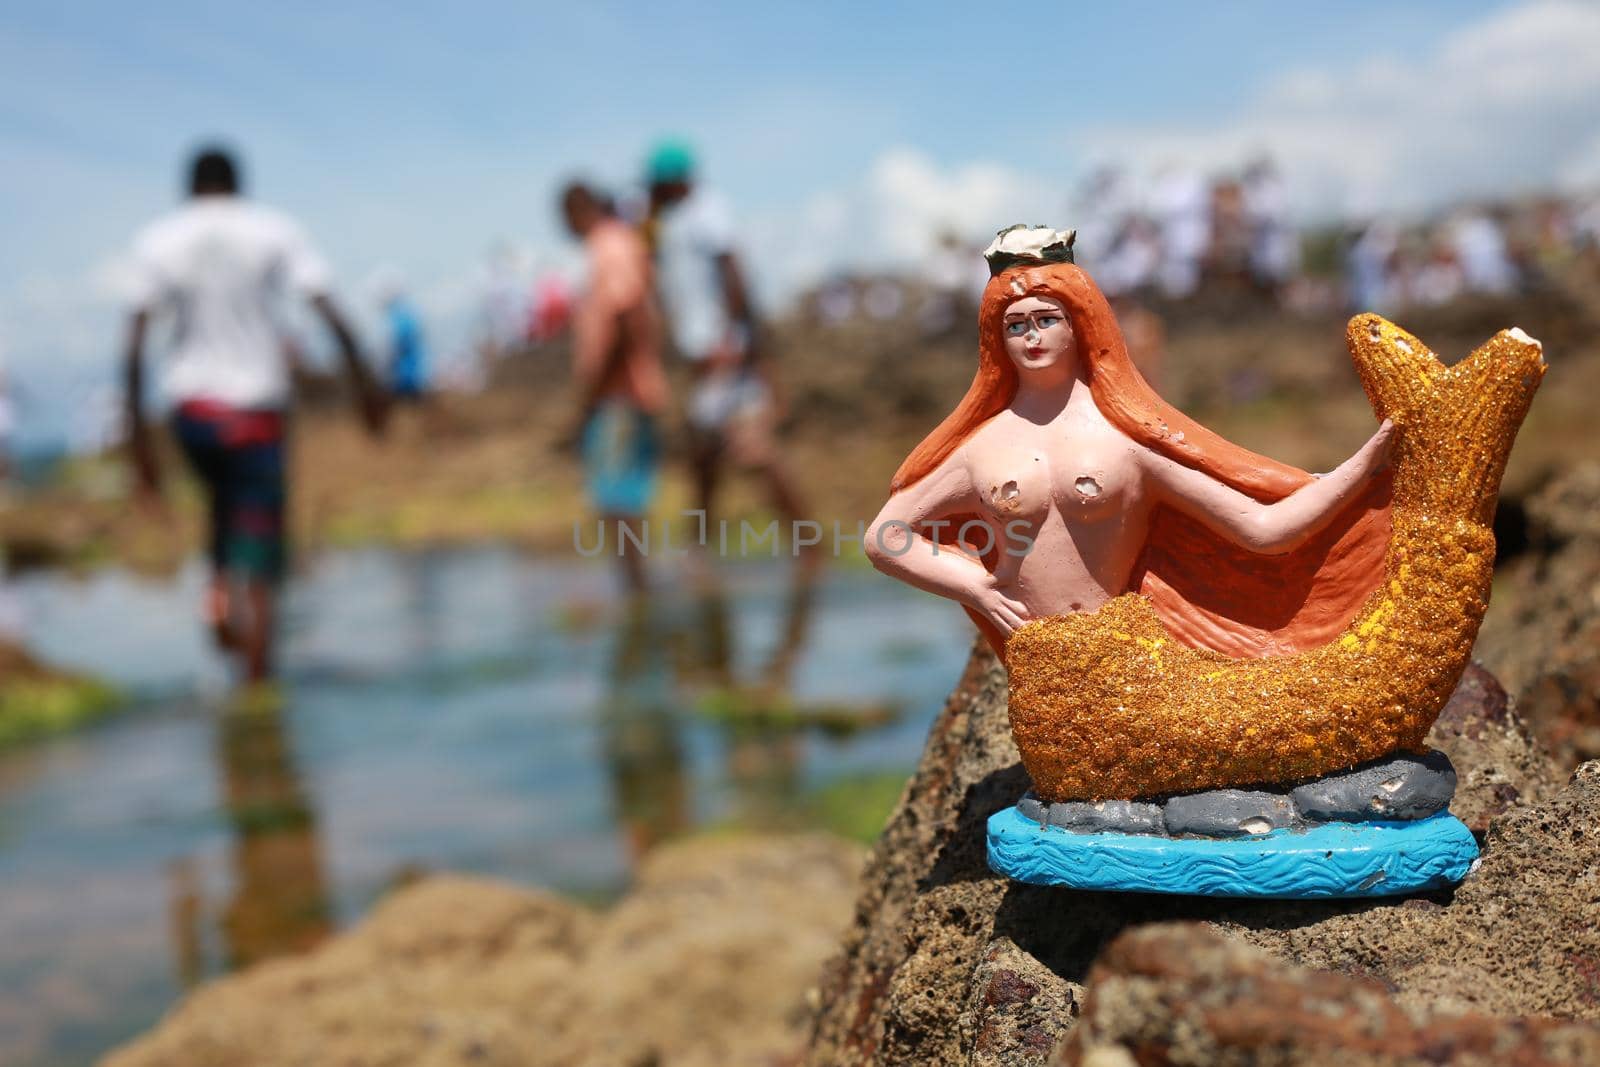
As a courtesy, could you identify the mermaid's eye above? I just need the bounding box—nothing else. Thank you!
[1006,321,1028,336]
[1036,316,1061,329]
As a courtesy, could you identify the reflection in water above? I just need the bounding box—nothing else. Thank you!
[675,570,891,831]
[763,575,818,694]
[399,550,445,664]
[600,601,691,862]
[696,575,812,827]
[211,696,333,969]
[166,858,204,990]
[601,570,841,855]
[0,549,971,1067]
[724,715,805,829]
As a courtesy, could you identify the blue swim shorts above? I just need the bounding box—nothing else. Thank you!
[582,403,660,517]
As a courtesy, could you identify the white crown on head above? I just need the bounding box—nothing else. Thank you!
[983,225,1076,276]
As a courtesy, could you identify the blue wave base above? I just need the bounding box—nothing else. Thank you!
[986,806,1479,898]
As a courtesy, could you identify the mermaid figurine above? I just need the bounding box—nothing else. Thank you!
[866,225,1544,898]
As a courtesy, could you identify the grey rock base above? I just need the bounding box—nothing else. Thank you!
[1290,750,1457,821]
[1016,796,1167,835]
[1164,790,1299,837]
[1019,750,1459,839]
[1057,799,1166,834]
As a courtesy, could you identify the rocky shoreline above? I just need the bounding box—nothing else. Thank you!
[101,651,1600,1067]
[104,834,865,1067]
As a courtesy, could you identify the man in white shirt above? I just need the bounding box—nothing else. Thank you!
[122,146,386,683]
[644,142,812,562]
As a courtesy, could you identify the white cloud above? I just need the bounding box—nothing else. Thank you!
[1084,0,1600,219]
[745,147,1059,300]
[748,0,1600,302]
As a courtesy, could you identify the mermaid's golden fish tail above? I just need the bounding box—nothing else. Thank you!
[1007,320,1545,803]
[1346,313,1445,425]
[1436,327,1546,526]
[1349,315,1544,523]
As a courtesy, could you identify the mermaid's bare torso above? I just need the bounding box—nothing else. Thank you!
[960,404,1150,617]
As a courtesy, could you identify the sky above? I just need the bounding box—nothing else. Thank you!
[2,0,1598,448]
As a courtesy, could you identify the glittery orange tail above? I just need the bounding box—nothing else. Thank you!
[1348,315,1542,529]
[1005,317,1546,802]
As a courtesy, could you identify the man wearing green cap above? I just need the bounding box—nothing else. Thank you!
[644,140,811,556]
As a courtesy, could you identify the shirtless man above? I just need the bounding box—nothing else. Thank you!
[561,182,669,593]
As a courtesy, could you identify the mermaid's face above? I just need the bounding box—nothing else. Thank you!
[1001,295,1075,376]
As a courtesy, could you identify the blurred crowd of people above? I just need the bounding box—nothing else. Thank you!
[1075,159,1300,302]
[792,158,1305,339]
[796,160,1600,342]
[1076,159,1600,315]
[1075,160,1600,315]
[1342,196,1600,314]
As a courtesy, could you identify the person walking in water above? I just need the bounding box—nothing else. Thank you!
[643,141,813,564]
[561,181,669,593]
[121,146,387,684]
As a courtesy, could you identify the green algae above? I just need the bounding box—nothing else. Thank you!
[0,672,120,748]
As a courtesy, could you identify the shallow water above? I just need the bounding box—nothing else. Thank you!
[0,547,972,1067]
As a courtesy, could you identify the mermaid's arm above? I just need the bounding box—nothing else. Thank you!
[1139,420,1394,555]
[865,452,1029,633]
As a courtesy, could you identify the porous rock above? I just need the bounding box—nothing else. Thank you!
[1474,462,1600,774]
[104,875,592,1067]
[1426,660,1555,831]
[1054,923,1600,1067]
[1162,789,1298,837]
[1290,749,1457,821]
[806,646,1577,1066]
[105,834,864,1067]
[961,937,1079,1067]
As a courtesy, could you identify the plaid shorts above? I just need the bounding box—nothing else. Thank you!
[173,400,287,583]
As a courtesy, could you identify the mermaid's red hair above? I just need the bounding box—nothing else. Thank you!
[892,261,1390,658]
